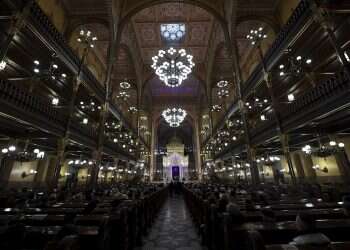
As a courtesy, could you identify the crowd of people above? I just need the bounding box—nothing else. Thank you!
[184,182,350,250]
[0,181,350,249]
[0,183,167,250]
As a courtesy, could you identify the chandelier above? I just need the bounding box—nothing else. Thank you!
[151,48,195,88]
[302,140,345,157]
[162,108,187,127]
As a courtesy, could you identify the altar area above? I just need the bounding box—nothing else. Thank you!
[162,136,188,182]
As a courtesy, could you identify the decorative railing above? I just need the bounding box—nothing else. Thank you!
[28,2,105,99]
[26,1,148,148]
[207,0,312,152]
[281,71,350,120]
[0,80,66,125]
[242,0,312,97]
[70,119,98,143]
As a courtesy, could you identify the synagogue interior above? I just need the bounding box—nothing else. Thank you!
[0,0,350,249]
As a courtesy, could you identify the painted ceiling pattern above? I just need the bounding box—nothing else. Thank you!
[61,0,281,129]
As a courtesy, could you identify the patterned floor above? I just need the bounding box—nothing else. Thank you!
[137,195,205,250]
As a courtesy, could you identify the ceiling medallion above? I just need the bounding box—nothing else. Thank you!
[151,47,195,88]
[162,108,187,127]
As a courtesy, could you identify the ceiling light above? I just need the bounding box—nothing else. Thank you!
[162,108,187,127]
[260,114,266,121]
[8,145,16,152]
[338,142,345,148]
[217,80,229,88]
[0,60,7,71]
[151,48,195,88]
[217,88,229,98]
[52,97,59,105]
[120,81,131,89]
[287,94,295,102]
[1,148,8,154]
[83,118,88,124]
[329,141,337,146]
[211,105,222,112]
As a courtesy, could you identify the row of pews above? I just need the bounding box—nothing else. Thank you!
[0,185,168,250]
[183,183,350,250]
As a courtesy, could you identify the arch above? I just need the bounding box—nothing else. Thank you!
[140,72,209,108]
[118,0,227,32]
[235,14,280,35]
[114,43,139,92]
[209,41,233,89]
[64,18,110,42]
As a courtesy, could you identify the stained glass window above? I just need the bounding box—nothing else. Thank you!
[160,23,186,42]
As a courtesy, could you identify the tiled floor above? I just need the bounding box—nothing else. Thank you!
[137,195,206,250]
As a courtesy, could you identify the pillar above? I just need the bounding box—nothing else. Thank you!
[45,156,58,187]
[150,118,157,181]
[50,138,66,189]
[334,151,350,184]
[292,152,306,180]
[0,158,15,189]
[34,157,49,188]
[280,134,297,184]
[194,115,202,180]
[248,147,260,185]
[300,154,317,182]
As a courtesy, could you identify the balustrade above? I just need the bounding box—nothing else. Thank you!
[0,80,66,125]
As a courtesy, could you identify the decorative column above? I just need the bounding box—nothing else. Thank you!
[0,157,15,188]
[329,136,350,184]
[253,32,297,185]
[193,115,202,180]
[300,153,317,182]
[50,138,66,189]
[150,117,157,181]
[280,134,297,184]
[34,157,50,188]
[224,28,260,184]
[333,151,350,184]
[292,152,306,180]
[247,146,260,185]
[50,30,96,189]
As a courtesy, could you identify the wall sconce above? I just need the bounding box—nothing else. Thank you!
[312,164,328,173]
[21,169,38,178]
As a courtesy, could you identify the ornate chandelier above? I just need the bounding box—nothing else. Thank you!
[162,108,187,127]
[151,48,195,88]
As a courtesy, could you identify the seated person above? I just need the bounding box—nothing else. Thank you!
[261,208,276,223]
[246,230,266,250]
[290,212,331,249]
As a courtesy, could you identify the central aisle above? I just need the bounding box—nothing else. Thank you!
[138,195,204,250]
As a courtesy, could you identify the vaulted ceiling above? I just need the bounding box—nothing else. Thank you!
[62,0,281,127]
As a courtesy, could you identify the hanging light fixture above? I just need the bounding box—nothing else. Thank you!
[0,60,7,71]
[162,108,187,127]
[151,47,195,88]
[279,49,312,77]
[120,81,131,89]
